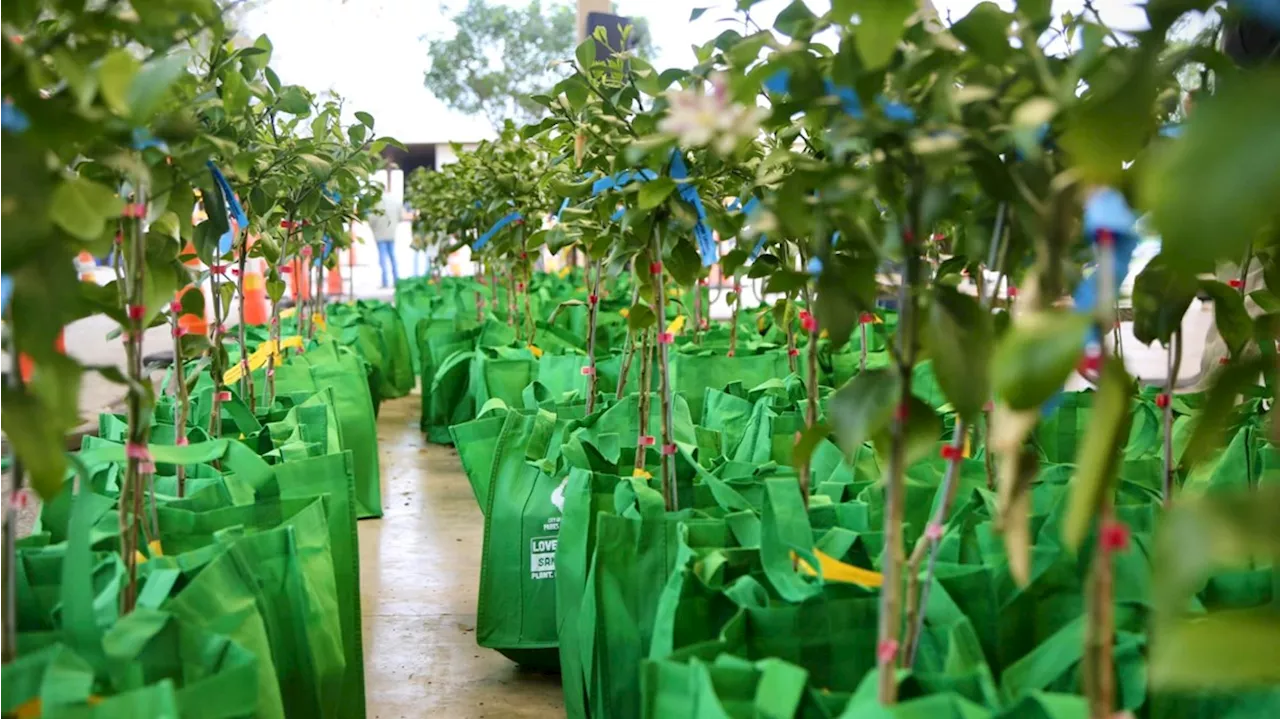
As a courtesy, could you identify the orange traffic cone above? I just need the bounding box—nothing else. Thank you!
[326,260,343,297]
[242,258,269,325]
[176,241,209,336]
[19,329,66,383]
[288,258,312,302]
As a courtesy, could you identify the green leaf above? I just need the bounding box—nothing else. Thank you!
[926,286,993,423]
[855,0,914,70]
[792,421,831,468]
[299,153,332,178]
[221,66,249,114]
[276,86,311,114]
[49,177,124,241]
[763,269,810,295]
[1061,51,1158,184]
[178,333,212,358]
[1182,356,1268,467]
[1141,66,1280,275]
[576,37,596,70]
[355,110,375,128]
[1062,356,1134,550]
[830,369,899,456]
[266,277,286,304]
[773,0,817,38]
[951,2,1013,64]
[1016,0,1053,28]
[1152,609,1280,689]
[1199,279,1251,357]
[721,249,749,277]
[873,394,942,467]
[98,49,139,116]
[127,53,189,121]
[628,302,656,331]
[1250,289,1280,315]
[2,135,53,261]
[178,285,204,319]
[638,177,677,210]
[690,7,710,21]
[991,312,1090,410]
[1132,255,1197,346]
[1,386,68,500]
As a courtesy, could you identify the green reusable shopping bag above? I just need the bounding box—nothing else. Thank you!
[669,349,792,423]
[426,349,476,442]
[363,301,414,396]
[1035,392,1160,464]
[296,340,383,518]
[5,471,272,719]
[155,497,345,719]
[470,345,538,411]
[475,405,572,668]
[449,411,509,510]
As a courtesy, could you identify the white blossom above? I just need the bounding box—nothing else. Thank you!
[658,73,766,156]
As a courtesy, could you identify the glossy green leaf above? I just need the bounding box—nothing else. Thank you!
[276,86,311,114]
[991,312,1090,410]
[855,0,914,69]
[98,49,139,116]
[1152,609,1280,689]
[628,302,657,331]
[638,177,676,210]
[355,110,375,128]
[792,421,831,468]
[1131,255,1197,346]
[1142,71,1280,274]
[951,2,1013,64]
[873,394,942,467]
[49,177,125,241]
[1181,356,1268,467]
[830,369,899,457]
[1199,279,1251,357]
[1,387,68,500]
[127,53,189,121]
[576,37,596,70]
[1062,356,1133,550]
[926,286,993,423]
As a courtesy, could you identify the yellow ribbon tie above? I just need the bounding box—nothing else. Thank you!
[632,468,652,479]
[793,549,884,588]
[665,315,686,335]
[528,344,544,358]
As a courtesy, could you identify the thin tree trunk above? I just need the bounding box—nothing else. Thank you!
[651,227,677,510]
[584,260,602,413]
[1163,331,1182,507]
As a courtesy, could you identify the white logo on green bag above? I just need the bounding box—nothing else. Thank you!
[531,534,557,579]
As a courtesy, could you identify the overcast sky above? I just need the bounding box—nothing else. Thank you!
[241,0,1164,144]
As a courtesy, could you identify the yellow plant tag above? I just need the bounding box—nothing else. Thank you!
[820,329,829,339]
[528,344,544,358]
[757,315,767,332]
[557,266,572,278]
[793,549,884,588]
[632,468,652,479]
[311,313,326,330]
[963,432,972,458]
[665,315,686,335]
[619,308,630,318]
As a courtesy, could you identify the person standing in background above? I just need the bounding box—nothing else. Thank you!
[369,191,405,289]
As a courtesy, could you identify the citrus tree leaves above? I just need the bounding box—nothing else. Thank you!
[991,312,1090,410]
[950,2,1014,64]
[830,369,898,455]
[1132,255,1197,346]
[1199,279,1252,358]
[638,177,676,210]
[1063,356,1133,551]
[926,286,992,423]
[852,0,914,70]
[99,49,139,116]
[49,176,124,241]
[1142,71,1280,274]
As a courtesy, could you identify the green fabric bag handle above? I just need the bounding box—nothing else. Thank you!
[78,440,272,496]
[613,476,665,521]
[61,456,106,666]
[753,658,809,718]
[220,393,263,434]
[760,477,822,603]
[524,409,558,462]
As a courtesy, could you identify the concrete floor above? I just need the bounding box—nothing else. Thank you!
[360,395,564,719]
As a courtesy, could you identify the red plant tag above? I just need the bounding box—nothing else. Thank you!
[661,443,677,456]
[580,366,595,376]
[638,435,656,447]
